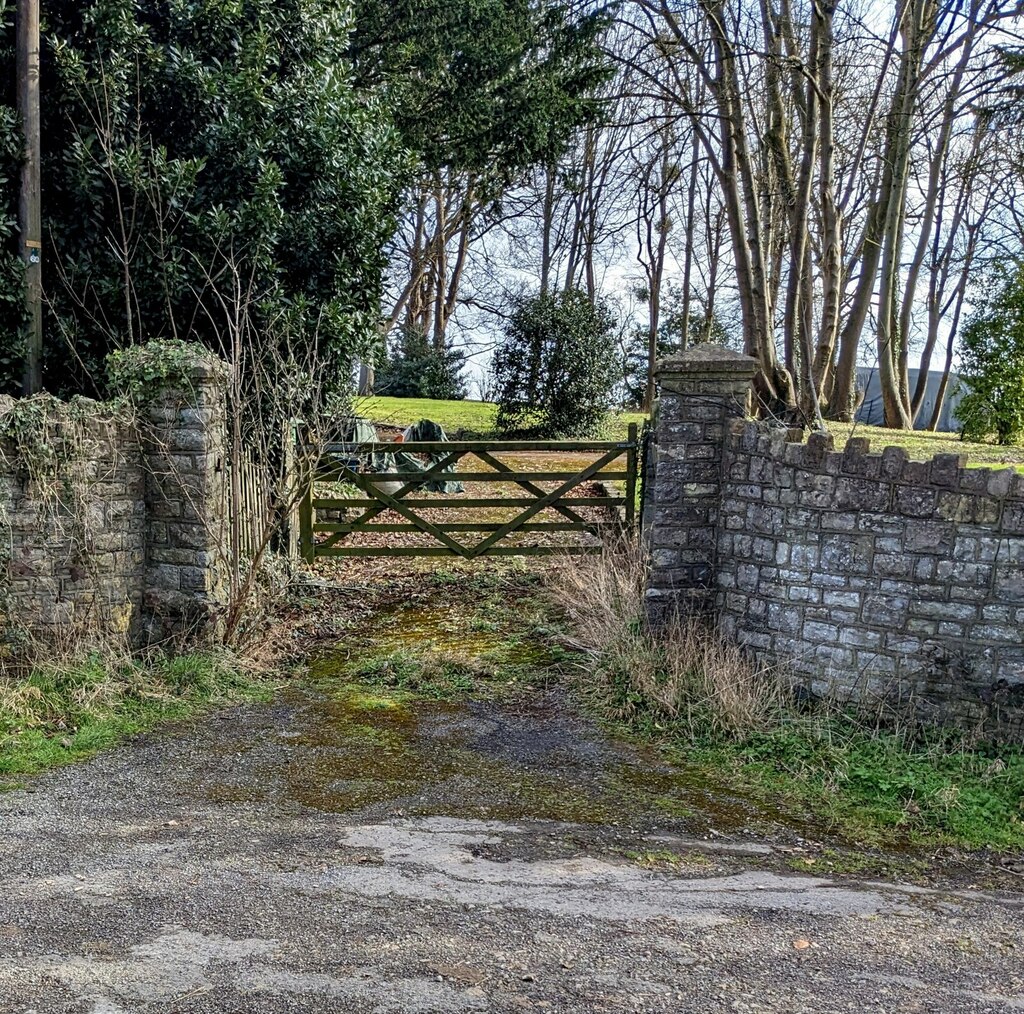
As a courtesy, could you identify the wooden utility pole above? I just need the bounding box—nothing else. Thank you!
[17,0,42,395]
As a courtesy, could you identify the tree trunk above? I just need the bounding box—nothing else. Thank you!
[876,0,936,429]
[812,0,842,404]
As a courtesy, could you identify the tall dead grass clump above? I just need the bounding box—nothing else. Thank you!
[548,540,785,739]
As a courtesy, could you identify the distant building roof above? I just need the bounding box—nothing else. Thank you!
[855,367,964,432]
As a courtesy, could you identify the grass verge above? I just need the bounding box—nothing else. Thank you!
[0,651,273,777]
[548,547,1024,852]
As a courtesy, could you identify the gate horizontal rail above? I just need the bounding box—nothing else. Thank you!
[299,425,639,561]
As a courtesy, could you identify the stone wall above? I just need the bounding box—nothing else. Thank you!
[0,401,146,643]
[0,347,230,650]
[646,346,1024,736]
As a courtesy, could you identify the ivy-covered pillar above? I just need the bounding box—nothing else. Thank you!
[645,344,758,622]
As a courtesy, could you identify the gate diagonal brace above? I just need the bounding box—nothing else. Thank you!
[338,466,472,557]
[468,447,625,558]
[317,448,466,550]
[472,448,595,530]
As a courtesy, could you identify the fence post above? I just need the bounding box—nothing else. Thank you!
[298,482,315,564]
[625,421,638,528]
[279,419,300,562]
[645,344,757,623]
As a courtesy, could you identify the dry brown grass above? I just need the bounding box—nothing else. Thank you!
[547,540,785,739]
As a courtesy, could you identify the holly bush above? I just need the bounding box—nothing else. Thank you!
[0,0,402,395]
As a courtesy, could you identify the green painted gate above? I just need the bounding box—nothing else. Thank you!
[298,425,639,560]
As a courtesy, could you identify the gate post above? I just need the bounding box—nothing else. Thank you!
[645,344,757,622]
[139,353,231,643]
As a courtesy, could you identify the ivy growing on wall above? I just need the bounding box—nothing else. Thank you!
[106,339,217,402]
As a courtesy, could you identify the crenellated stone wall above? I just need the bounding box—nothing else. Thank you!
[646,345,1024,737]
[0,346,230,650]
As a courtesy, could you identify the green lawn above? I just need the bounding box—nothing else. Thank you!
[355,396,497,436]
[355,395,1024,470]
[830,422,1024,472]
[354,396,646,441]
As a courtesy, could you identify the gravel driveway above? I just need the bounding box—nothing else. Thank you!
[1,682,1022,1013]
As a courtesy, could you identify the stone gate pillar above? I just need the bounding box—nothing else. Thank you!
[141,355,231,643]
[645,344,758,622]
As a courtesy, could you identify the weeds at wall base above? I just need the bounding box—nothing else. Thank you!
[548,545,1024,853]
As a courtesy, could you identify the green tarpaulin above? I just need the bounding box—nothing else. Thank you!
[326,417,464,494]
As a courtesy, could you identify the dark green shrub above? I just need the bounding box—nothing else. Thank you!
[0,0,25,387]
[376,327,467,401]
[0,0,401,395]
[957,264,1024,446]
[492,288,619,438]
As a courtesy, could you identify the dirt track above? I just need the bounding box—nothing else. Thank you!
[2,667,1024,1013]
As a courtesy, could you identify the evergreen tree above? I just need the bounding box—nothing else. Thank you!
[957,264,1024,446]
[492,288,619,437]
[376,326,467,401]
[350,0,613,188]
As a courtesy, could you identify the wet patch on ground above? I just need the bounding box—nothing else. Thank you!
[247,571,1024,883]
[192,681,771,848]
[193,580,784,848]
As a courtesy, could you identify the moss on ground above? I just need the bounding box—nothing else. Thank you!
[302,563,1024,854]
[309,567,575,703]
[578,672,1024,853]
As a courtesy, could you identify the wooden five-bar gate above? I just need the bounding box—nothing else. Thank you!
[298,424,639,560]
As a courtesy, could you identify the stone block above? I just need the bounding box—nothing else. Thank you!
[843,626,884,651]
[873,554,913,579]
[862,594,909,625]
[836,477,891,511]
[767,602,803,635]
[930,453,967,487]
[724,592,748,614]
[909,599,977,622]
[147,563,181,591]
[841,437,871,471]
[994,567,1024,602]
[1004,502,1024,535]
[736,564,759,592]
[894,485,938,517]
[820,534,872,574]
[904,521,954,554]
[788,585,820,603]
[879,446,909,480]
[972,623,1021,644]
